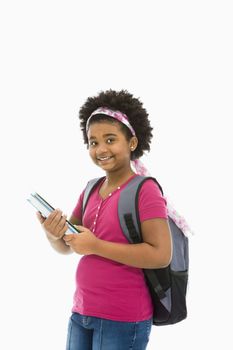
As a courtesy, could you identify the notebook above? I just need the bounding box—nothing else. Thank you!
[27,192,79,234]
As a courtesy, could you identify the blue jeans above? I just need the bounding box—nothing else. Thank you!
[66,312,153,350]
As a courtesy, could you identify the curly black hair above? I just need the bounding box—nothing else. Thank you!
[79,89,153,159]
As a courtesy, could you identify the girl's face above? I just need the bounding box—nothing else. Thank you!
[87,121,137,173]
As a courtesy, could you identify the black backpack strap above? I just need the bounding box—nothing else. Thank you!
[118,175,145,243]
[82,177,105,214]
[118,175,166,300]
[144,269,166,300]
[124,213,141,243]
[118,176,164,243]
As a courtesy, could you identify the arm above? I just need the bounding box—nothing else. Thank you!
[93,218,172,268]
[64,218,172,269]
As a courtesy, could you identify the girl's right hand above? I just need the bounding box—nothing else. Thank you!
[36,209,68,242]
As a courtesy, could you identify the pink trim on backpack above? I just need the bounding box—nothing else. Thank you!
[133,159,193,237]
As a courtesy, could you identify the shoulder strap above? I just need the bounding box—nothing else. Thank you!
[82,175,164,242]
[82,177,105,214]
[118,176,163,244]
[119,176,166,300]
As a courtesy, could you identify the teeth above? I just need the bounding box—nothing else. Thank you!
[97,156,112,160]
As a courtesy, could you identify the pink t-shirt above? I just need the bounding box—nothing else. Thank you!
[71,174,168,322]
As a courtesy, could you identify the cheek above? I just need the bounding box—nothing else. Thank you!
[88,148,95,159]
[118,147,131,160]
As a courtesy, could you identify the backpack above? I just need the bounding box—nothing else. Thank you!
[82,175,189,326]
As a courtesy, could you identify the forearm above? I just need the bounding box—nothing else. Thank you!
[47,235,73,255]
[93,240,169,269]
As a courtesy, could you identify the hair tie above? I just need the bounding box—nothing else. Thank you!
[86,107,136,136]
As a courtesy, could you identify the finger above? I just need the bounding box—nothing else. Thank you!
[74,225,86,232]
[36,211,46,224]
[63,234,75,242]
[56,214,67,232]
[64,239,72,246]
[46,209,62,226]
[45,210,63,231]
[58,222,69,238]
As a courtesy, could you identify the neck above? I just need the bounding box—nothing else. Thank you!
[104,167,135,187]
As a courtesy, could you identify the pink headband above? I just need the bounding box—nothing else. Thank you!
[86,106,193,236]
[86,107,136,136]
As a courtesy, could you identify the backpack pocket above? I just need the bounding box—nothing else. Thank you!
[169,270,188,324]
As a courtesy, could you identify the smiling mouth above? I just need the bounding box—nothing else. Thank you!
[97,156,113,162]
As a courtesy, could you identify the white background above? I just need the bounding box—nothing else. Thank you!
[0,0,232,349]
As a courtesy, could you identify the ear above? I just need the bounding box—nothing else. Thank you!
[129,136,138,152]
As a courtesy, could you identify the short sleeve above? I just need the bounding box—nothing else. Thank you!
[72,189,85,220]
[138,179,168,222]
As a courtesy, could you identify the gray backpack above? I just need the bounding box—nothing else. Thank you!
[82,175,189,326]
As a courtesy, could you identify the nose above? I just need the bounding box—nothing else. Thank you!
[95,142,109,155]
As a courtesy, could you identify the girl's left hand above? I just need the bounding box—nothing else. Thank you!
[63,226,99,255]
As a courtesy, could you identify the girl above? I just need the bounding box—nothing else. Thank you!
[37,89,172,350]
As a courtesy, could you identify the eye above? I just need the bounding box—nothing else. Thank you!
[89,141,97,147]
[107,138,114,144]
